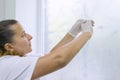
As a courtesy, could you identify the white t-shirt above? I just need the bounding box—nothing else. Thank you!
[0,55,39,80]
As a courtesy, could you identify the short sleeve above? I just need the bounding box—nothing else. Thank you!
[0,56,39,80]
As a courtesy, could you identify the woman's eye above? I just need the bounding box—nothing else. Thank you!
[21,31,27,37]
[21,33,26,37]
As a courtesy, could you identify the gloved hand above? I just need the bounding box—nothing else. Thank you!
[68,19,86,37]
[81,20,94,35]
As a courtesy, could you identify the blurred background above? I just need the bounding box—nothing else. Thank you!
[0,0,120,80]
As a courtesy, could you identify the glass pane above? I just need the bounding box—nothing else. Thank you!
[45,0,86,80]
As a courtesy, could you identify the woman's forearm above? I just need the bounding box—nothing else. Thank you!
[50,33,74,52]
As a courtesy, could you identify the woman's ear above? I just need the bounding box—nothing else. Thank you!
[4,43,14,52]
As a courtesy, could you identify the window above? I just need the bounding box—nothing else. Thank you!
[41,0,120,80]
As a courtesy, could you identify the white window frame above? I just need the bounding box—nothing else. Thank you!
[37,0,48,55]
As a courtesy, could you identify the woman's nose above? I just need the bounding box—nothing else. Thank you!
[26,33,32,41]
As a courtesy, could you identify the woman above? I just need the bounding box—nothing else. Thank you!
[0,19,94,80]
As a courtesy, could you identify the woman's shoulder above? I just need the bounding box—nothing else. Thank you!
[0,55,39,80]
[0,55,14,61]
[0,55,39,64]
[0,55,39,71]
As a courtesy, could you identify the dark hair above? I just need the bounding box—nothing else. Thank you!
[0,19,18,56]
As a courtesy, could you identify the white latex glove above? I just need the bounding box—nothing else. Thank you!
[68,19,86,37]
[81,20,94,35]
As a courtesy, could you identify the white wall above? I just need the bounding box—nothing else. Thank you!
[0,0,5,20]
[0,0,16,20]
[5,0,16,19]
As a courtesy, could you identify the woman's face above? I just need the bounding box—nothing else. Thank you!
[10,23,32,56]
